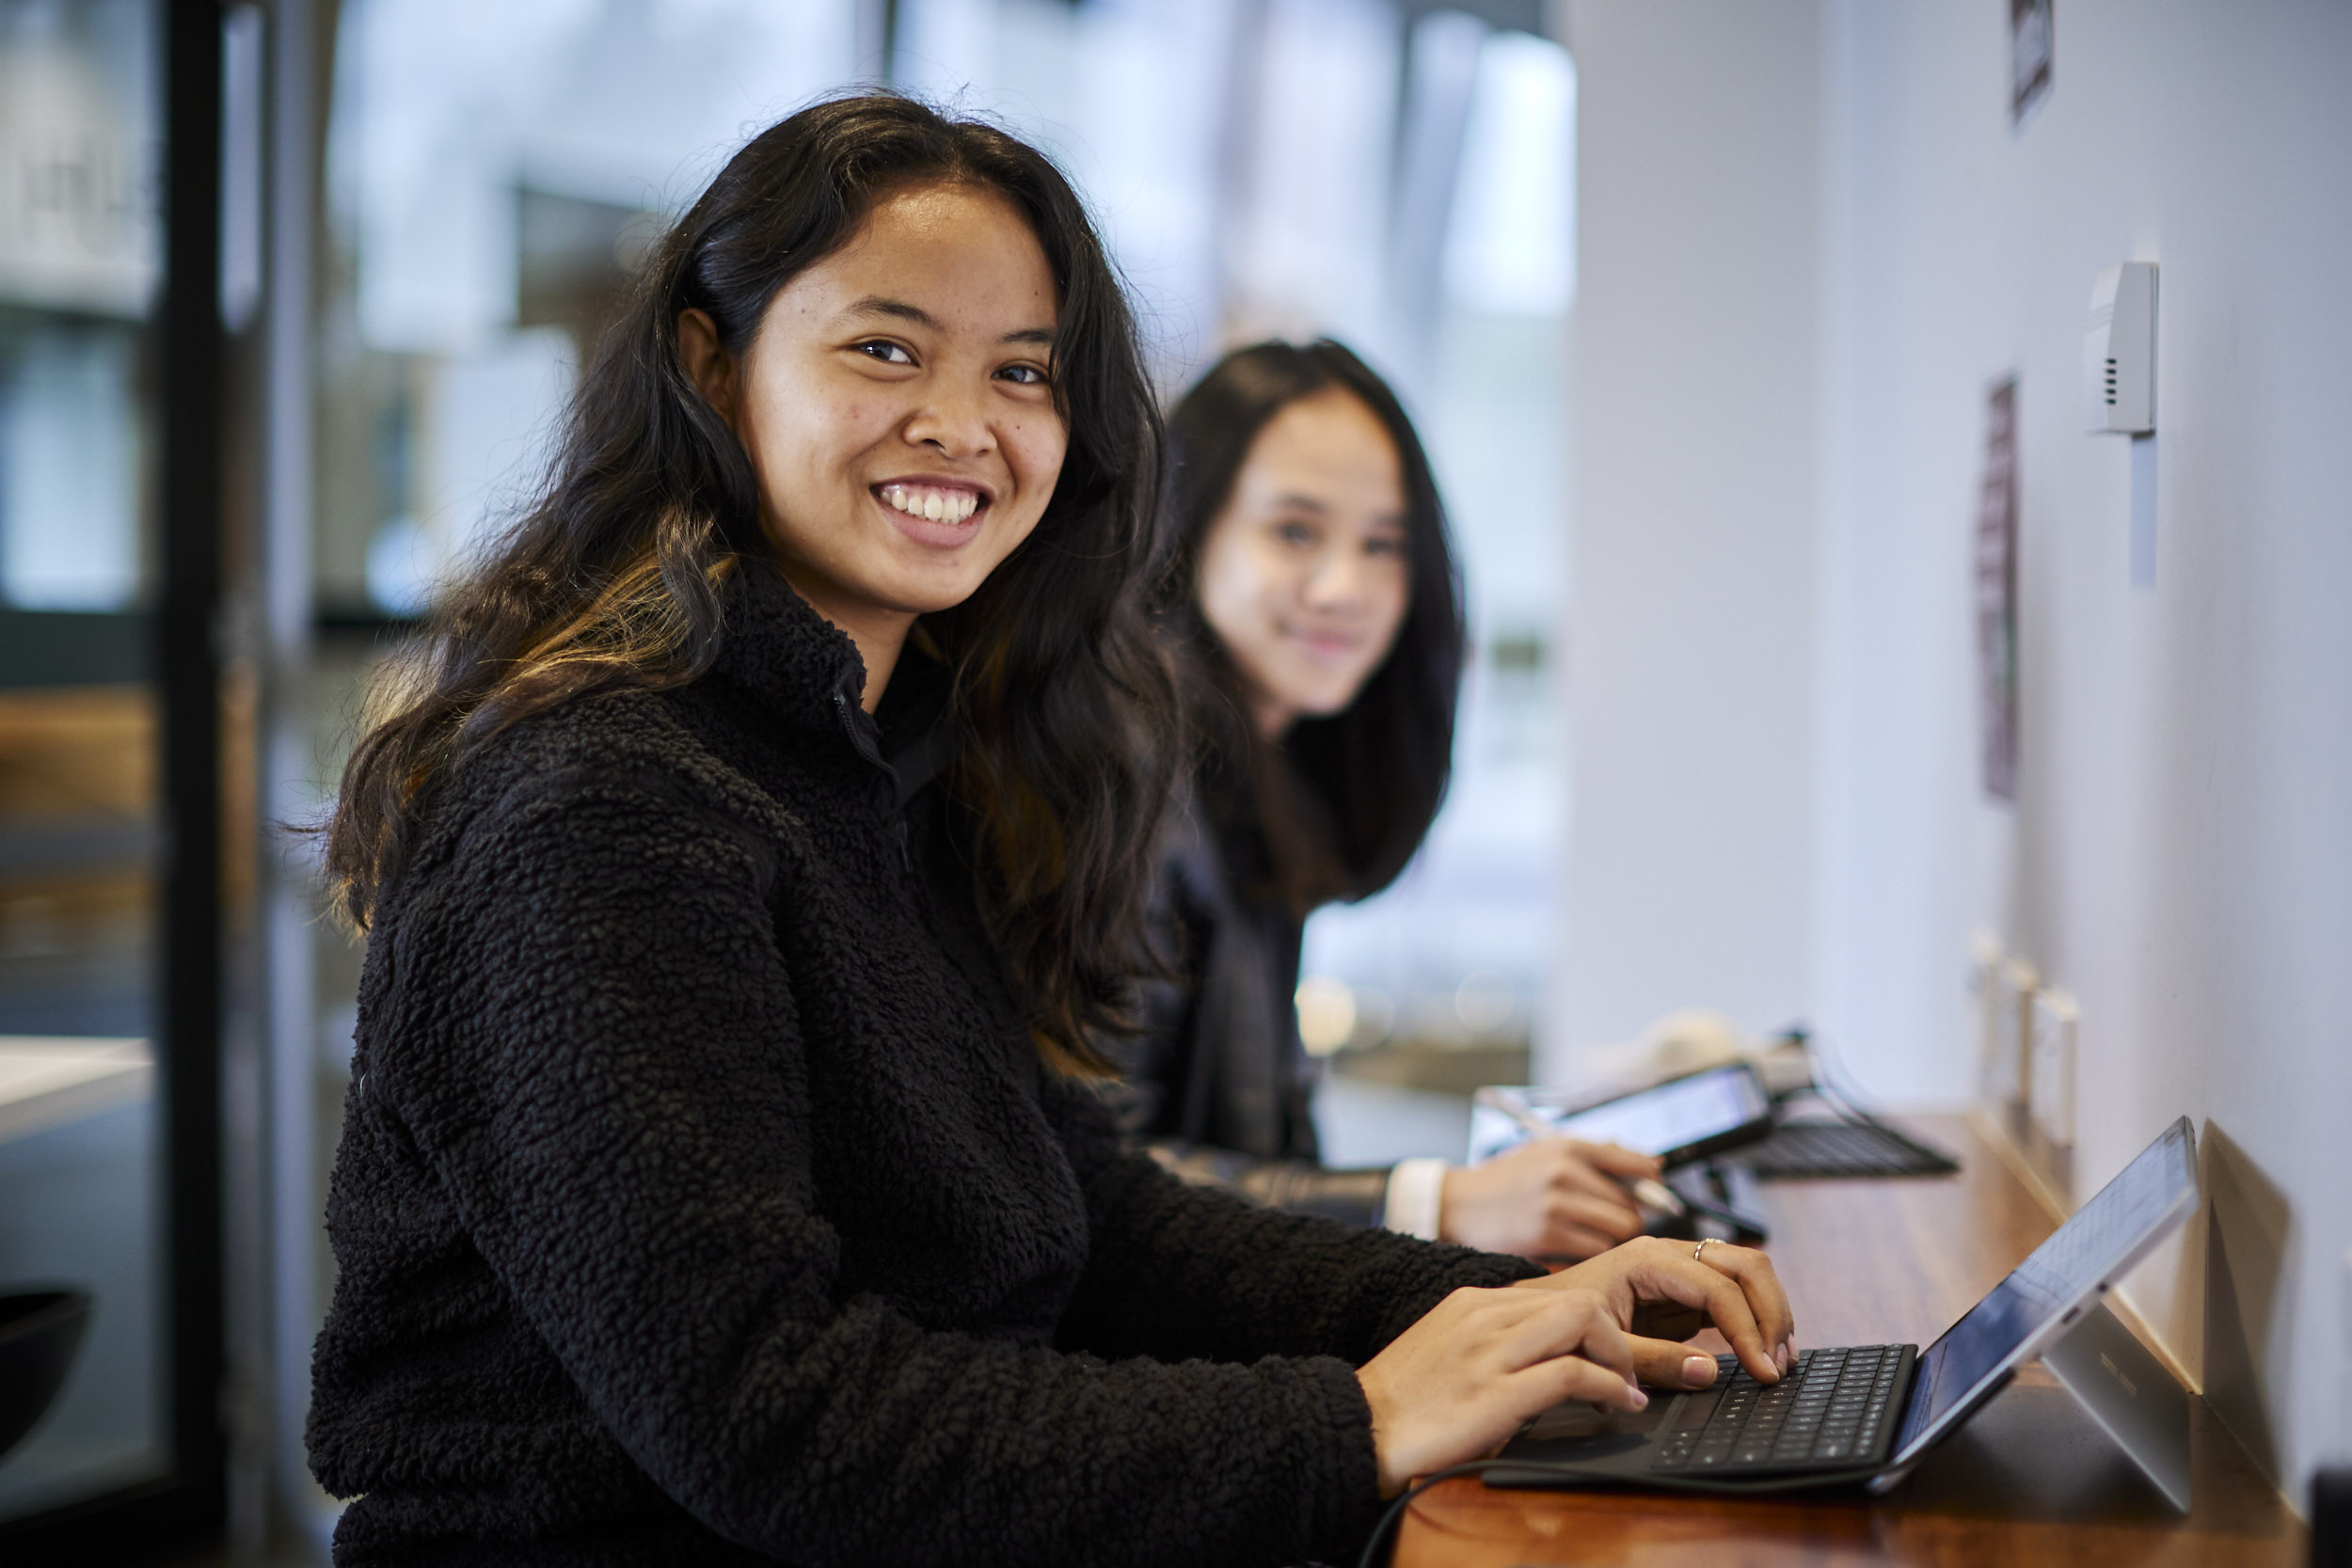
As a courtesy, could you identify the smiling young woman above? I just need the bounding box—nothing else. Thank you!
[307,98,1792,1568]
[1123,341,1670,1265]
[672,180,1067,709]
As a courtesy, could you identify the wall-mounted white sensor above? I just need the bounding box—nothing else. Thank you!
[2084,261,2156,434]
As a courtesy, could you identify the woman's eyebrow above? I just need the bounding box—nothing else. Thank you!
[843,297,1054,346]
[846,296,937,329]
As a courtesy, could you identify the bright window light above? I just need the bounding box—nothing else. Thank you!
[1442,28,1575,318]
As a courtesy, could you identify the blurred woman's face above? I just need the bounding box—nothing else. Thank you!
[1195,388,1411,738]
[682,182,1066,686]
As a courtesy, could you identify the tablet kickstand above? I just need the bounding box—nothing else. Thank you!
[2040,1298,2193,1512]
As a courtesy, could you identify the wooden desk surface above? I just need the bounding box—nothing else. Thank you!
[1391,1117,2304,1567]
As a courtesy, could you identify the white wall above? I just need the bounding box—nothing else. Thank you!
[1547,0,1821,1071]
[1812,0,2352,1498]
[1562,0,2352,1504]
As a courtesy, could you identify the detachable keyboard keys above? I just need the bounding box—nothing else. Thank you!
[1650,1342,1909,1474]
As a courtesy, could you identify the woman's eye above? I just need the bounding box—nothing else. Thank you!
[1365,534,1407,558]
[854,341,915,366]
[997,362,1050,386]
[1274,521,1318,547]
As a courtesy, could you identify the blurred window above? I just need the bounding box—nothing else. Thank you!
[1302,23,1575,1143]
[0,0,169,1526]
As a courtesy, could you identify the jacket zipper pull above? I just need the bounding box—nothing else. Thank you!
[895,818,913,876]
[833,688,889,768]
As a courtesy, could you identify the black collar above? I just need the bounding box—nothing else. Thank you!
[715,561,958,805]
[710,560,867,737]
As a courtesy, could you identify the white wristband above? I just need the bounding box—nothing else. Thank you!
[1383,1157,1451,1243]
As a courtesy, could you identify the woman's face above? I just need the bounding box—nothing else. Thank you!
[1195,388,1411,738]
[689,182,1067,665]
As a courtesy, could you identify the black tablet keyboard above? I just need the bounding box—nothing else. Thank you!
[1734,1119,1960,1179]
[1653,1348,1908,1472]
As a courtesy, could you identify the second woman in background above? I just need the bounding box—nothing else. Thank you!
[1120,340,1658,1261]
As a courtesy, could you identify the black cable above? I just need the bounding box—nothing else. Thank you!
[1790,1022,1871,1117]
[1353,1462,1518,1568]
[1777,1024,1959,1171]
[1806,1034,1924,1141]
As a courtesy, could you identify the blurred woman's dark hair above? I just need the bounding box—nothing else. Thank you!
[325,92,1177,1073]
[1156,339,1464,916]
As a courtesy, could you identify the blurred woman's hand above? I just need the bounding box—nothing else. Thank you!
[1438,1138,1661,1259]
[1513,1236,1797,1392]
[1355,1285,1644,1496]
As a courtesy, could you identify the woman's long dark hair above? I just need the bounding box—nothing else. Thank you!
[326,94,1178,1072]
[1157,340,1464,914]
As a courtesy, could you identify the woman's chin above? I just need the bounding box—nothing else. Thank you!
[1279,684,1372,724]
[866,561,1004,619]
[870,521,1038,610]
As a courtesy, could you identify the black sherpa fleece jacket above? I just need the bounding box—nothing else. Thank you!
[306,562,1538,1567]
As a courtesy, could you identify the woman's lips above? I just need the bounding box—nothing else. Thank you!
[874,481,988,547]
[1283,625,1372,663]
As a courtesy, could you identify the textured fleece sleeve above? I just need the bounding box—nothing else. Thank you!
[1049,1076,1542,1369]
[1138,1136,1396,1228]
[372,757,1392,1568]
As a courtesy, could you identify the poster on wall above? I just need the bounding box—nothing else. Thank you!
[1977,377,2020,800]
[2012,0,2054,125]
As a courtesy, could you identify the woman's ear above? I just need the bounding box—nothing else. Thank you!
[676,308,739,429]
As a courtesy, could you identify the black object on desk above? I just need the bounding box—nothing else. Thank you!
[2313,1466,2352,1568]
[1660,1160,1771,1245]
[0,1287,92,1461]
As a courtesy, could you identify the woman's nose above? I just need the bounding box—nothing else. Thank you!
[1302,549,1370,608]
[903,381,994,458]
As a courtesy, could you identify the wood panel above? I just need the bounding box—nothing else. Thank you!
[1391,1117,2304,1567]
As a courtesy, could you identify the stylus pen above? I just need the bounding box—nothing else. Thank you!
[1474,1087,1688,1217]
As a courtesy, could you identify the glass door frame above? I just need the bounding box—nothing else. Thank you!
[0,0,228,1554]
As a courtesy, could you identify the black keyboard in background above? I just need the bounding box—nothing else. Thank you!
[1655,1348,1906,1473]
[1733,1117,1959,1179]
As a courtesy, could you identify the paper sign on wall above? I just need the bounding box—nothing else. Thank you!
[2011,0,2054,126]
[1977,377,2021,801]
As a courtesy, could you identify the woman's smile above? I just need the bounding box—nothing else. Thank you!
[1279,619,1376,664]
[873,476,992,545]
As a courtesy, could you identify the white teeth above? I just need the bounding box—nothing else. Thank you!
[881,483,980,525]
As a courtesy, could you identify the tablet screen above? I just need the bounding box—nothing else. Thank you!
[1468,1065,1770,1164]
[1890,1117,2198,1461]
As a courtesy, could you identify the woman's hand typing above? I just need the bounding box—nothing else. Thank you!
[1355,1284,1643,1496]
[1513,1236,1797,1391]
